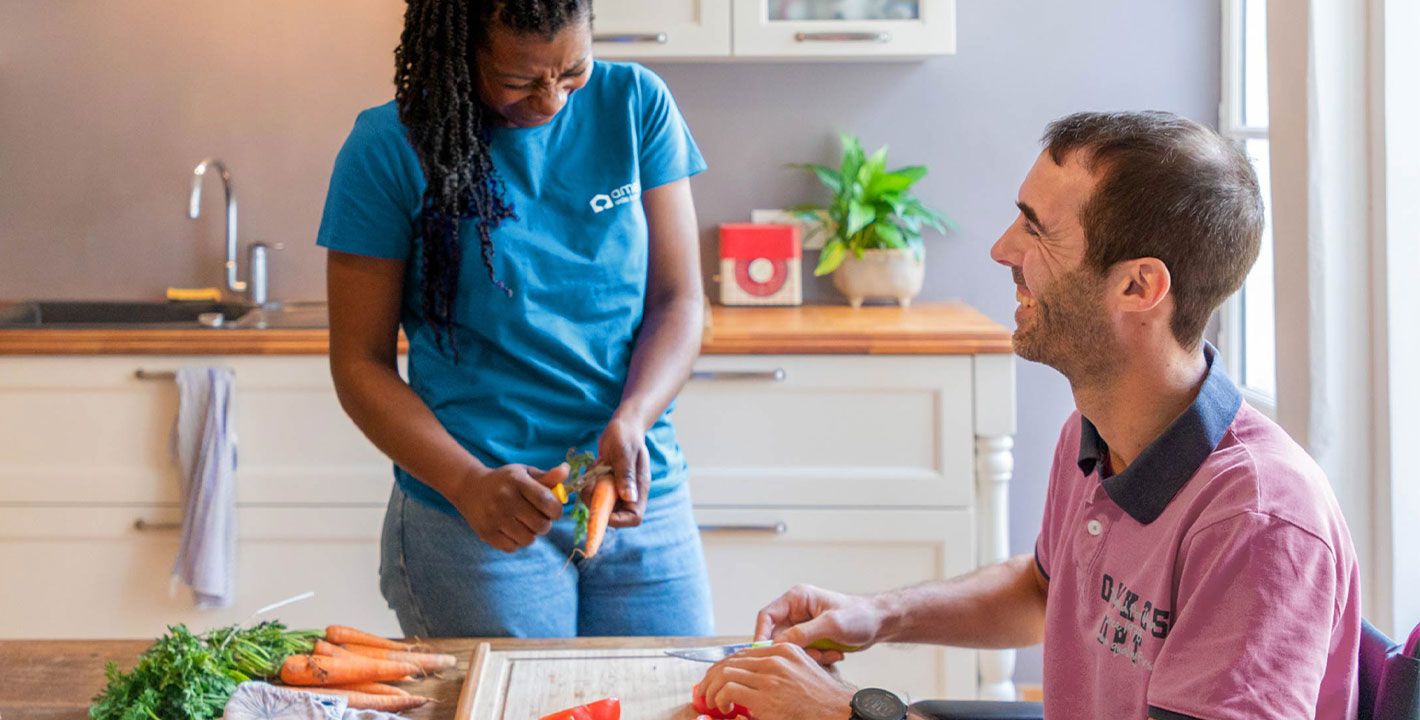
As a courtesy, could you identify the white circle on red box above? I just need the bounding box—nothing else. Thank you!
[747,257,775,284]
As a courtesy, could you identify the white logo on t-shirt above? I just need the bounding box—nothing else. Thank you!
[589,181,640,213]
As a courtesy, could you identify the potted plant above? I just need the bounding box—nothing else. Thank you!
[791,134,952,308]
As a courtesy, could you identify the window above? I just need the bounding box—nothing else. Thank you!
[1219,0,1276,412]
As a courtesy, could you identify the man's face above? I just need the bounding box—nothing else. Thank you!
[990,150,1117,379]
[476,20,593,129]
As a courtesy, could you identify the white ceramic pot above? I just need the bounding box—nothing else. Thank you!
[831,248,925,308]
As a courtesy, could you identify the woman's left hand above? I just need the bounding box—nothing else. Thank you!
[597,416,651,528]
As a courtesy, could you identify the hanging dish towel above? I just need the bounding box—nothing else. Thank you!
[171,366,238,609]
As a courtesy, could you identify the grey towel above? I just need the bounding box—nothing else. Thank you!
[171,366,238,609]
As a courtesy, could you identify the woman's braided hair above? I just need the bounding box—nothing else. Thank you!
[394,0,592,352]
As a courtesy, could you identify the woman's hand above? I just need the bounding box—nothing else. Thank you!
[446,464,564,552]
[597,416,651,528]
[698,643,855,720]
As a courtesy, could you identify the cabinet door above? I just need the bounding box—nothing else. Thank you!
[0,506,397,639]
[676,355,974,508]
[732,0,955,58]
[593,0,732,59]
[696,507,978,700]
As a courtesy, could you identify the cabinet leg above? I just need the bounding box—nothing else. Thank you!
[975,434,1017,700]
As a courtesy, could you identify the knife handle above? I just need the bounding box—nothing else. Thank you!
[807,638,863,653]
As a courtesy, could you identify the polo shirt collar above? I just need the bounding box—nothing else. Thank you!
[1076,342,1242,524]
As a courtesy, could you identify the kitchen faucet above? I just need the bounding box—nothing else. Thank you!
[188,158,277,305]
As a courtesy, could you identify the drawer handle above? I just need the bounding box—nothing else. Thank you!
[698,522,787,535]
[794,31,892,43]
[690,368,787,382]
[594,32,669,44]
[133,518,181,531]
[134,369,177,381]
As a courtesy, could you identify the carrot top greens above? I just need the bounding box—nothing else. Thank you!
[89,621,321,720]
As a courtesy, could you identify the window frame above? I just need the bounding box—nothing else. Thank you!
[1218,0,1277,418]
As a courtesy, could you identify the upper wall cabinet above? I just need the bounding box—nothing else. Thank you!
[593,0,956,61]
[592,0,733,59]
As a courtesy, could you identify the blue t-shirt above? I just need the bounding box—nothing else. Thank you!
[316,61,706,514]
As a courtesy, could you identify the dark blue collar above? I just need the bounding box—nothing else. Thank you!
[1077,343,1242,525]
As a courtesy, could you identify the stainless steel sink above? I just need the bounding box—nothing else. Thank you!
[0,300,328,329]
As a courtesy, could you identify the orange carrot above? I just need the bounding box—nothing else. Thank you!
[324,624,415,651]
[584,475,616,558]
[278,654,422,686]
[320,682,410,697]
[339,642,459,672]
[313,639,355,657]
[286,686,430,712]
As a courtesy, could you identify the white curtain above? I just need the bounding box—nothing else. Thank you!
[1267,0,1420,636]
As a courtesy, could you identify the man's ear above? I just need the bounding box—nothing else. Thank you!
[1114,258,1171,313]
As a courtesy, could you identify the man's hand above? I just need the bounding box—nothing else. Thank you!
[755,584,886,665]
[698,643,856,720]
[597,416,651,528]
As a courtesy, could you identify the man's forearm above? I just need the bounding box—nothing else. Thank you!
[875,554,1047,649]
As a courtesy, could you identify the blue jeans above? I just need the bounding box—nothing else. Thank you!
[379,481,714,638]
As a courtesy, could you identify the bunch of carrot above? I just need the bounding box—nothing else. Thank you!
[275,624,458,712]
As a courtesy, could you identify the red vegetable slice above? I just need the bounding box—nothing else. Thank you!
[539,697,620,720]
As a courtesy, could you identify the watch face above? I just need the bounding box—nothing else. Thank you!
[851,688,907,720]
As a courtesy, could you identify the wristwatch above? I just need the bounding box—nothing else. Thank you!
[849,688,908,720]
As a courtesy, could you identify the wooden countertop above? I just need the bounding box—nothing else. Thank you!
[0,636,737,720]
[0,302,1012,356]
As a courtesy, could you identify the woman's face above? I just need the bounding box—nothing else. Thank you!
[476,18,593,129]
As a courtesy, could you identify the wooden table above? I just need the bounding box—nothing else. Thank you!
[0,636,736,720]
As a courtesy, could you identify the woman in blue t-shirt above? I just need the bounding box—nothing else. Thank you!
[316,0,713,638]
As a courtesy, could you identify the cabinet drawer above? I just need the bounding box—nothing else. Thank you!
[0,505,396,639]
[0,357,393,506]
[592,0,732,58]
[678,356,974,507]
[696,507,977,700]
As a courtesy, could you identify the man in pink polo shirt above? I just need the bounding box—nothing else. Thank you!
[696,111,1362,720]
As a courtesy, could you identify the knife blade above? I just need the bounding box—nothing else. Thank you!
[664,640,771,663]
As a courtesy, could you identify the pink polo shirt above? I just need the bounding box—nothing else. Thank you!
[1036,348,1361,719]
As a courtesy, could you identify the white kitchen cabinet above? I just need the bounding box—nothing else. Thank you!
[696,506,978,700]
[591,0,954,60]
[0,505,394,639]
[733,0,956,58]
[0,347,1013,698]
[593,0,732,59]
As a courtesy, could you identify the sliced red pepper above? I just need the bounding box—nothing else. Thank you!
[539,697,620,720]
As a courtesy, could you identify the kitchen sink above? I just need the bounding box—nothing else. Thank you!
[0,300,328,329]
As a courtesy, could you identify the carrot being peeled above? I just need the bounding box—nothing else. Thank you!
[324,624,415,651]
[584,475,616,558]
[338,642,459,672]
[278,654,421,686]
[286,686,429,712]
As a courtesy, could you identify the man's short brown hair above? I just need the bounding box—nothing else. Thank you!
[1043,111,1264,349]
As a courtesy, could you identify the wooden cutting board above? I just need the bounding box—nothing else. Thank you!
[455,643,710,719]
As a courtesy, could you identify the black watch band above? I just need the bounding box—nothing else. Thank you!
[850,687,908,720]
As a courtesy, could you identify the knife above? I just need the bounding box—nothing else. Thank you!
[665,638,862,663]
[664,641,772,663]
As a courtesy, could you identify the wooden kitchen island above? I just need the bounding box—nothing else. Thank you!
[0,636,739,719]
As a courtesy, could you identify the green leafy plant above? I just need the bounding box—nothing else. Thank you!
[89,621,321,720]
[790,133,953,276]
